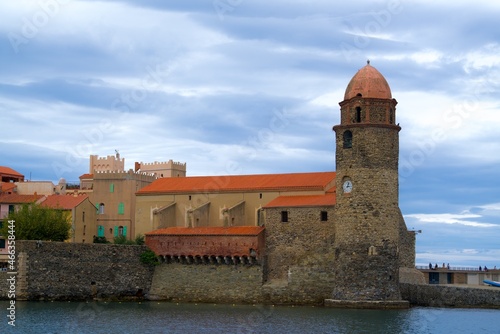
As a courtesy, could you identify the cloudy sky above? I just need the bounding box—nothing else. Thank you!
[1,0,499,268]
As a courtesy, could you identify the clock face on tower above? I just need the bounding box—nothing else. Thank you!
[343,180,353,193]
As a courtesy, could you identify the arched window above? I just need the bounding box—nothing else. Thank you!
[114,226,127,237]
[355,107,361,123]
[99,203,105,214]
[343,130,353,149]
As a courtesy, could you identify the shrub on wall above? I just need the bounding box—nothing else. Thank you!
[140,249,159,266]
[93,236,110,243]
[135,234,145,245]
[113,235,135,245]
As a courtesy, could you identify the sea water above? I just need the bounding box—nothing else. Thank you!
[0,300,498,333]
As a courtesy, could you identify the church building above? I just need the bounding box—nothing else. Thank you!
[139,62,416,306]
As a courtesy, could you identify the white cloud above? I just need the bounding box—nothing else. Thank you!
[405,213,495,228]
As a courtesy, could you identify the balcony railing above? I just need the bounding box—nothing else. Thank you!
[416,265,498,272]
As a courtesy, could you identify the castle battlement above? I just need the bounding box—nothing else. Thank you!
[93,155,124,162]
[90,153,125,173]
[135,159,187,178]
[93,169,157,181]
[139,160,186,168]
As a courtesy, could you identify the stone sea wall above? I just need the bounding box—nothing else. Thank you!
[0,241,155,301]
[149,263,264,304]
[149,262,336,305]
[3,241,500,308]
[0,272,9,299]
[400,283,500,308]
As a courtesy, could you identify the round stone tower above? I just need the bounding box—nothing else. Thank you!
[330,61,408,306]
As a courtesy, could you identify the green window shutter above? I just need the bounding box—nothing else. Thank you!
[95,203,99,212]
[118,202,124,215]
[97,225,104,237]
[123,226,127,237]
[114,226,119,237]
[110,183,114,193]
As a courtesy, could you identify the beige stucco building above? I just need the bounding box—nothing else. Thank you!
[80,152,187,242]
[88,170,157,242]
[135,172,336,237]
[40,194,97,243]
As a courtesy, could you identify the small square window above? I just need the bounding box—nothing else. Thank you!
[321,211,328,221]
[281,211,288,223]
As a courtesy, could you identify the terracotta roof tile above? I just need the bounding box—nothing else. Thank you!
[0,166,24,177]
[138,171,335,195]
[0,182,17,193]
[264,194,336,208]
[40,194,89,210]
[0,194,44,204]
[344,63,392,100]
[79,173,94,179]
[146,226,264,236]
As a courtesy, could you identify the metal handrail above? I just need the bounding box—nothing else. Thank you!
[416,265,498,272]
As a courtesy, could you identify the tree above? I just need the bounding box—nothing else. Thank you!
[0,203,71,241]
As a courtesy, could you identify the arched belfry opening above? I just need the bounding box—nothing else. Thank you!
[343,130,352,148]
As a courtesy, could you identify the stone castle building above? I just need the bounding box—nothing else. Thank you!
[135,160,186,178]
[80,153,186,243]
[89,152,125,173]
[140,62,416,306]
[89,151,187,178]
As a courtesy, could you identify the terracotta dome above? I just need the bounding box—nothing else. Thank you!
[344,62,392,100]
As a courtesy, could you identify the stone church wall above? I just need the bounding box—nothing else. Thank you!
[263,206,336,281]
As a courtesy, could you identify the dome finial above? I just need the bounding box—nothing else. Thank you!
[367,59,370,65]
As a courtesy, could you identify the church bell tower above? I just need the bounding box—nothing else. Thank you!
[330,61,409,306]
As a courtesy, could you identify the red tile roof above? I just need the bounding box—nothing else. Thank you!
[264,194,336,208]
[146,226,265,236]
[79,173,94,179]
[0,194,44,204]
[344,63,392,100]
[40,194,89,210]
[137,171,335,195]
[0,166,24,177]
[0,182,17,193]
